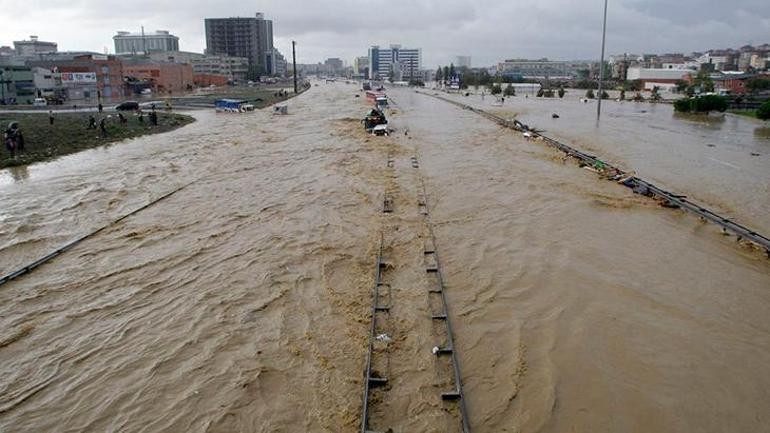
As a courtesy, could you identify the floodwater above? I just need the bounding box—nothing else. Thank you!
[436,88,770,235]
[1,82,769,433]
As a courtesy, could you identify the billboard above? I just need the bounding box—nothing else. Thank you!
[61,72,97,83]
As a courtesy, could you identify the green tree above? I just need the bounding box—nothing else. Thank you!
[490,84,502,95]
[746,77,770,94]
[436,66,443,83]
[600,90,610,99]
[449,63,455,79]
[674,95,728,113]
[586,89,595,99]
[757,100,770,120]
[443,66,450,82]
[558,87,565,98]
[504,83,516,96]
[544,89,554,98]
[675,79,689,93]
[650,86,662,102]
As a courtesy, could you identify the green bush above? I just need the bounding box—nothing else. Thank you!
[537,88,544,97]
[758,100,770,120]
[543,89,554,98]
[490,84,502,95]
[586,89,595,99]
[558,87,565,98]
[674,95,729,113]
[674,98,692,112]
[504,84,516,96]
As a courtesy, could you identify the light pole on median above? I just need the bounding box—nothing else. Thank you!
[596,0,609,121]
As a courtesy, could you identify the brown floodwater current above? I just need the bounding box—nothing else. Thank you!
[1,82,769,433]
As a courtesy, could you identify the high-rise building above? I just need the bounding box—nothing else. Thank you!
[325,58,344,74]
[204,13,276,75]
[113,30,179,55]
[368,45,422,81]
[455,55,471,68]
[13,36,57,56]
[353,56,369,77]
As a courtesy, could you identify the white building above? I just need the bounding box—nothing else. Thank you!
[114,30,180,55]
[368,45,422,81]
[13,36,57,56]
[455,55,471,68]
[626,66,687,81]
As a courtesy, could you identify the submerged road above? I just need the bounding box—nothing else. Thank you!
[1,82,769,433]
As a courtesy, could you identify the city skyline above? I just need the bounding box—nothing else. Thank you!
[1,0,769,67]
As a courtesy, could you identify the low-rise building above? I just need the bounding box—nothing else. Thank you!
[13,36,57,56]
[0,64,35,103]
[626,66,688,85]
[497,58,573,80]
[123,61,193,94]
[29,54,127,101]
[147,51,249,82]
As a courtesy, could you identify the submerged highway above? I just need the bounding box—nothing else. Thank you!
[1,82,769,433]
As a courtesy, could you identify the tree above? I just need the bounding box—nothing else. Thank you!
[537,88,544,97]
[674,95,728,113]
[436,66,443,83]
[449,63,455,79]
[650,86,662,102]
[675,79,689,93]
[388,69,395,83]
[443,66,450,83]
[558,87,565,98]
[586,89,595,99]
[600,90,610,99]
[746,77,770,94]
[490,84,502,95]
[504,83,516,96]
[543,89,554,97]
[757,100,770,120]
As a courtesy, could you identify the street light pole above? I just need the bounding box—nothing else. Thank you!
[596,0,609,121]
[292,41,298,94]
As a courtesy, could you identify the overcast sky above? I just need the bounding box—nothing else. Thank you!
[1,0,769,67]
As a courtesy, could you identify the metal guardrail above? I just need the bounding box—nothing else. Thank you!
[424,92,770,257]
[0,181,195,287]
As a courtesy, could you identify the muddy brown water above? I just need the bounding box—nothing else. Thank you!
[1,82,769,433]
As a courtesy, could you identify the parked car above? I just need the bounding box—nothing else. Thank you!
[115,101,139,111]
[33,98,48,106]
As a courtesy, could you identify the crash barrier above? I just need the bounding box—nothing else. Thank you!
[0,181,195,287]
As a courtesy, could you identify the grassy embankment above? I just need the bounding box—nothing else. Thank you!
[0,112,194,169]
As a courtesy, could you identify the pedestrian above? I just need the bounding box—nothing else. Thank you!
[98,103,103,113]
[4,122,17,158]
[48,110,54,125]
[149,110,158,126]
[99,117,107,137]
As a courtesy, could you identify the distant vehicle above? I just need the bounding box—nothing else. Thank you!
[362,82,372,91]
[215,99,253,113]
[140,88,152,95]
[33,98,47,106]
[115,101,139,111]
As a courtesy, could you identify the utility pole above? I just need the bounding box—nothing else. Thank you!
[292,40,298,94]
[141,26,147,55]
[596,0,609,121]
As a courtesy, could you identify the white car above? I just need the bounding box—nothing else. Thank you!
[33,98,48,106]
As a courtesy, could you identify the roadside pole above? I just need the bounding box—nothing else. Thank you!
[597,0,609,121]
[292,41,298,94]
